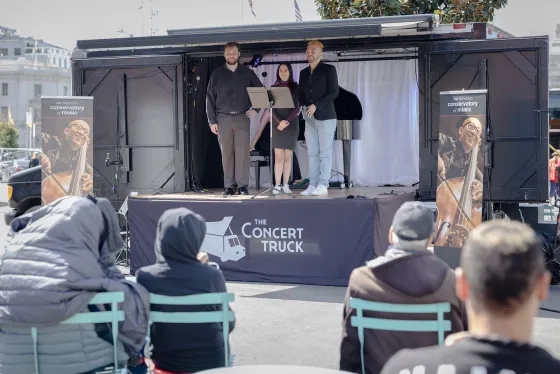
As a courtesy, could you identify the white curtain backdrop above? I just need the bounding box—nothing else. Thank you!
[245,55,419,188]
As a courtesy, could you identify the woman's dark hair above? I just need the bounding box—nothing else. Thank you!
[275,63,297,93]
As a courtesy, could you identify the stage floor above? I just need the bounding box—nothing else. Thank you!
[137,186,418,201]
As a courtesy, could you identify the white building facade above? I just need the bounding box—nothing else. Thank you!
[550,24,560,89]
[0,26,71,148]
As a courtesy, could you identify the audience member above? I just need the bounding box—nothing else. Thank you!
[340,201,467,374]
[381,219,560,374]
[0,196,150,374]
[136,207,235,374]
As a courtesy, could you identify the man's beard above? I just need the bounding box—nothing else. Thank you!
[226,58,238,66]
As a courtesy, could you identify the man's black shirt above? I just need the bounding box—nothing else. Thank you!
[381,336,560,374]
[206,64,263,124]
[297,61,339,121]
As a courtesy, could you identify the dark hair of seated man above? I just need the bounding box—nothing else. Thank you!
[381,220,560,374]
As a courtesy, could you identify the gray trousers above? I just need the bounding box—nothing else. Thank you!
[217,113,250,188]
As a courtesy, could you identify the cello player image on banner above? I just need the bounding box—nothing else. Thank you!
[435,90,487,249]
[41,97,94,205]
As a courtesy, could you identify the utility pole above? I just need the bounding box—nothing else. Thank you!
[149,0,159,36]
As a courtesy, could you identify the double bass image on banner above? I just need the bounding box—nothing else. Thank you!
[40,96,94,205]
[434,89,487,261]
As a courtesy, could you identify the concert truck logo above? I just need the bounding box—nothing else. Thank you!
[201,217,305,263]
[200,217,246,263]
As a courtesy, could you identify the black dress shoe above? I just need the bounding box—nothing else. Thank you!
[238,187,249,195]
[222,187,236,196]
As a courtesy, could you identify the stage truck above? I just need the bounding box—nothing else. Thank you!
[65,15,549,208]
[4,15,551,254]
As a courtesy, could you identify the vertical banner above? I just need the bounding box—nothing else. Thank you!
[434,89,487,266]
[40,96,94,205]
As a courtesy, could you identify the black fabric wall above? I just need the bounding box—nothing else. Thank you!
[188,57,225,189]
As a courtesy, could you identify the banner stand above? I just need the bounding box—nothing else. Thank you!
[40,96,94,205]
[433,89,488,268]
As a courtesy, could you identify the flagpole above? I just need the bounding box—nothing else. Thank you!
[241,0,244,21]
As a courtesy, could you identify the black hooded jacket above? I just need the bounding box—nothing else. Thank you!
[136,208,235,373]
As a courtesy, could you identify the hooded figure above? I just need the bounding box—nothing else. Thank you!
[136,207,235,373]
[0,195,150,374]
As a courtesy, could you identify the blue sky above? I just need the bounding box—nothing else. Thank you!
[0,0,558,50]
[0,0,321,49]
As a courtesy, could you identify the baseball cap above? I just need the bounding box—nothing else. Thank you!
[392,201,434,241]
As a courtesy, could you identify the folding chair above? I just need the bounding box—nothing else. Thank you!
[145,292,235,372]
[31,292,125,374]
[350,298,451,374]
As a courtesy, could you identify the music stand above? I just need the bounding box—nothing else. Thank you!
[247,86,295,199]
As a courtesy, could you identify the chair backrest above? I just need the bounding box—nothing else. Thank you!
[31,292,125,374]
[349,298,451,374]
[145,292,235,368]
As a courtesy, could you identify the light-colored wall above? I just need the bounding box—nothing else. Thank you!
[0,62,71,147]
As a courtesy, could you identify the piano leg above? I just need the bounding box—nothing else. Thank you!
[342,140,353,188]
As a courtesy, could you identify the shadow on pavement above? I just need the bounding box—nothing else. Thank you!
[244,285,346,304]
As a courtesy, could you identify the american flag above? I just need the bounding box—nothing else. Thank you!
[248,0,256,17]
[294,0,303,22]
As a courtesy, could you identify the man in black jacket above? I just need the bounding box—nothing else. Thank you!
[297,40,339,196]
[206,42,263,196]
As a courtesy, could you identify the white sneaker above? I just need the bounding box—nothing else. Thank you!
[301,185,316,196]
[311,185,328,196]
[282,185,292,194]
[272,185,281,195]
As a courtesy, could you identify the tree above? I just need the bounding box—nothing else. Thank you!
[315,0,509,23]
[0,122,19,149]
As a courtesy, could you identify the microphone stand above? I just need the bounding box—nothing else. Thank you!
[251,91,297,200]
[251,93,276,199]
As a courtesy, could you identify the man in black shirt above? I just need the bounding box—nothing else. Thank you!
[206,41,263,196]
[297,40,339,197]
[381,220,560,374]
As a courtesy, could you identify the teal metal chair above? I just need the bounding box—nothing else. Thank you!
[31,291,125,374]
[349,298,451,374]
[145,292,235,370]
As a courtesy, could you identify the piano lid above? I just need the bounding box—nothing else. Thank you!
[334,87,363,121]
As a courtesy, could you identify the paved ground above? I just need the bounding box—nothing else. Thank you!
[1,182,560,369]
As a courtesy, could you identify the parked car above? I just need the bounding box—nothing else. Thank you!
[4,165,41,225]
[2,158,30,182]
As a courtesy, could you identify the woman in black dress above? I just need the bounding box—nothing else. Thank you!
[250,63,300,194]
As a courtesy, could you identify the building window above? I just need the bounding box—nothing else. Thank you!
[64,86,68,96]
[0,48,8,56]
[64,59,68,69]
[1,83,7,96]
[25,48,33,54]
[0,107,8,121]
[14,48,21,56]
[33,108,40,122]
[34,84,42,97]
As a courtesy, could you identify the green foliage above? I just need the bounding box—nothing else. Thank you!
[315,0,509,23]
[0,122,19,148]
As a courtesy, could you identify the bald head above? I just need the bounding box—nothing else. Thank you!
[64,120,90,150]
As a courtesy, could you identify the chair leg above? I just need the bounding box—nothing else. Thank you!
[255,162,260,190]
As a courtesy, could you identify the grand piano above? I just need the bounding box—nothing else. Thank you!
[333,86,363,187]
[252,86,363,188]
